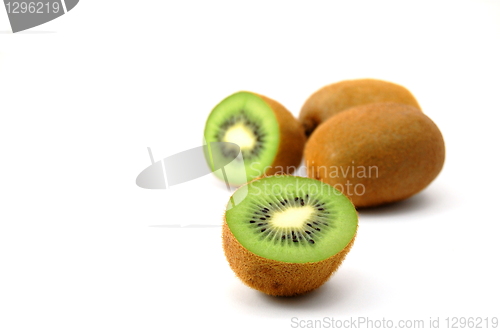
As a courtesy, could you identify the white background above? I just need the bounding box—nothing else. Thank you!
[1,1,500,331]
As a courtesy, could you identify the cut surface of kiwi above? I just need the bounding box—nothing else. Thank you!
[223,175,357,296]
[204,92,305,186]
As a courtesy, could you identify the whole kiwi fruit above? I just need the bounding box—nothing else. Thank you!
[299,78,421,136]
[204,91,306,186]
[223,175,358,296]
[304,102,445,207]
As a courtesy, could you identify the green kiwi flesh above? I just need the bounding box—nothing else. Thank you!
[225,175,358,263]
[204,92,280,185]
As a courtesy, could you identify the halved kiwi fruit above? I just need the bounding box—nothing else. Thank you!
[204,91,306,186]
[299,78,421,136]
[223,175,358,296]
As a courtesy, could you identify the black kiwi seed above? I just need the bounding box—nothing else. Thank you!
[246,193,335,245]
[217,113,266,161]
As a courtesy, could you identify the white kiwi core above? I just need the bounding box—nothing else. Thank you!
[223,123,256,150]
[270,206,315,228]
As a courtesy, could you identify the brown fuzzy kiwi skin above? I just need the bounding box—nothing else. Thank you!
[222,217,357,297]
[299,79,421,137]
[255,94,306,176]
[304,102,445,207]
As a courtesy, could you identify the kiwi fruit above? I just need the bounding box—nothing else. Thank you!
[204,91,306,186]
[223,175,358,296]
[299,78,421,136]
[304,102,445,207]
